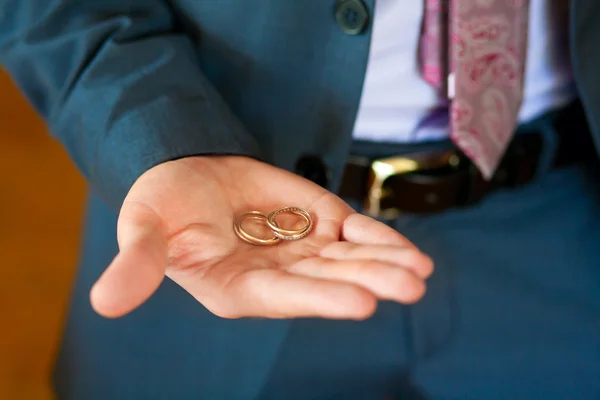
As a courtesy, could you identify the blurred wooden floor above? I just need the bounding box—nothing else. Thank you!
[0,70,86,399]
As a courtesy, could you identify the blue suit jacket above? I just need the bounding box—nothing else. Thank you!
[1,1,600,399]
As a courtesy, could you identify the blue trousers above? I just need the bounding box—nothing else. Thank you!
[54,120,600,399]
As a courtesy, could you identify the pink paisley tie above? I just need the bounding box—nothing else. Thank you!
[420,0,530,178]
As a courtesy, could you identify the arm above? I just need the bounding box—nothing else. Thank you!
[0,0,432,319]
[0,0,261,212]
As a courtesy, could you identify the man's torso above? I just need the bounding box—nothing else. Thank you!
[54,1,600,399]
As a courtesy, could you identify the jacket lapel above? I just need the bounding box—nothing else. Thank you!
[570,0,600,153]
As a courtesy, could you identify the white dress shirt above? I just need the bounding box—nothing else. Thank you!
[352,0,577,142]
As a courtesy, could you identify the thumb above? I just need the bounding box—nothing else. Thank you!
[90,201,168,318]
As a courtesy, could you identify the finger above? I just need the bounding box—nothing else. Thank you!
[341,213,415,247]
[320,242,434,279]
[199,269,378,320]
[90,201,168,318]
[287,257,427,304]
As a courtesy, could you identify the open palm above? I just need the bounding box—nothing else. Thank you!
[90,156,433,320]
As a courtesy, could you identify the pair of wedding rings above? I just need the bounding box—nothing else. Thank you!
[234,206,313,246]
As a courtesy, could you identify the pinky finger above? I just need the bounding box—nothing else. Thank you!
[341,213,416,247]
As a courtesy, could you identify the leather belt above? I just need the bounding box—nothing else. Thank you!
[338,99,598,219]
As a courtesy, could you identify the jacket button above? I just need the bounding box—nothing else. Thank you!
[295,155,330,188]
[335,0,369,35]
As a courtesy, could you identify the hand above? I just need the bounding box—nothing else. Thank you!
[90,156,434,320]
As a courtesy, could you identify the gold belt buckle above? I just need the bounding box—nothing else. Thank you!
[364,151,462,219]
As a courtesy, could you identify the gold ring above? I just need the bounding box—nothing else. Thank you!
[266,207,313,241]
[234,211,281,246]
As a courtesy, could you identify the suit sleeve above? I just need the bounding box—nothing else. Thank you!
[0,0,262,212]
